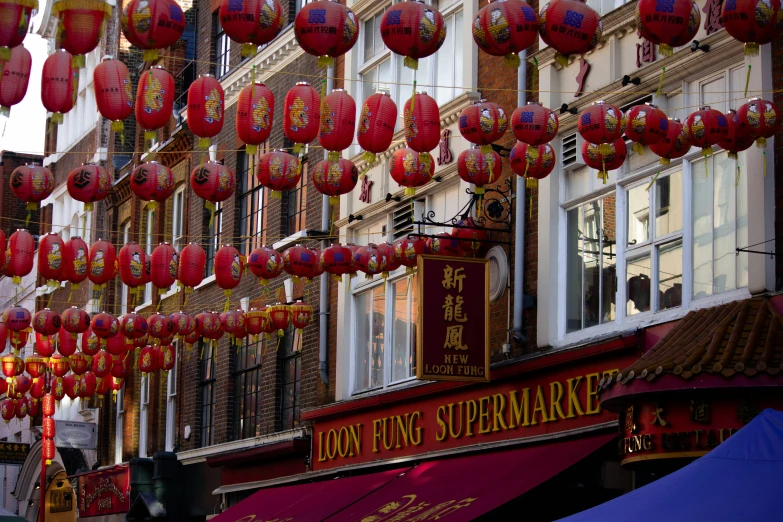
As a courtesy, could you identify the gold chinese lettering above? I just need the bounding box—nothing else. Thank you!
[442,295,468,323]
[651,405,668,427]
[444,325,468,350]
[441,265,466,292]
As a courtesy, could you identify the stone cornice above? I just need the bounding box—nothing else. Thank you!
[351,0,391,19]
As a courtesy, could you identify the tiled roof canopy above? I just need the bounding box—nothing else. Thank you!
[606,298,783,387]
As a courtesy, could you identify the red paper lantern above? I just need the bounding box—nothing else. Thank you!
[247,246,283,286]
[257,150,301,198]
[320,244,354,281]
[196,312,223,340]
[35,331,55,357]
[138,345,158,373]
[284,82,320,154]
[219,0,284,57]
[294,0,359,68]
[121,313,147,339]
[61,307,89,337]
[458,148,502,195]
[267,304,290,338]
[111,355,130,379]
[0,45,32,117]
[88,239,118,287]
[2,306,29,332]
[404,92,440,158]
[188,74,224,149]
[512,102,559,146]
[190,162,236,217]
[95,374,110,396]
[244,308,265,337]
[305,248,323,282]
[79,372,97,398]
[69,352,90,375]
[52,0,111,67]
[37,232,64,285]
[236,82,275,154]
[357,92,397,164]
[319,89,356,161]
[41,49,78,125]
[1,354,21,381]
[389,147,434,197]
[57,328,77,357]
[7,329,27,352]
[510,142,556,187]
[66,164,111,211]
[625,103,669,155]
[452,217,488,256]
[25,356,47,382]
[0,0,34,62]
[719,109,755,160]
[121,0,185,62]
[30,378,44,400]
[119,242,147,298]
[133,334,149,348]
[150,243,178,292]
[147,312,175,340]
[214,245,244,295]
[722,0,781,56]
[42,418,56,441]
[0,229,6,273]
[473,0,539,68]
[32,308,60,337]
[178,243,206,291]
[170,311,194,337]
[94,57,134,134]
[354,244,387,280]
[80,327,100,356]
[92,350,111,379]
[159,344,176,372]
[381,0,446,70]
[636,0,700,56]
[49,353,70,377]
[42,439,56,462]
[459,100,508,150]
[283,245,317,283]
[394,236,428,274]
[737,98,780,147]
[42,394,55,416]
[6,229,34,284]
[289,301,313,336]
[1,398,14,423]
[135,66,175,142]
[105,332,126,356]
[376,242,401,276]
[131,161,175,209]
[312,158,359,205]
[13,396,27,418]
[684,106,729,158]
[578,101,624,154]
[90,312,119,340]
[10,164,54,211]
[62,237,89,287]
[219,309,245,335]
[581,139,628,182]
[539,0,602,65]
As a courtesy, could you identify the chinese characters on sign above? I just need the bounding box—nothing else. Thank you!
[702,0,724,35]
[359,174,373,203]
[0,442,30,465]
[636,30,656,68]
[417,255,489,382]
[574,59,591,97]
[438,129,453,165]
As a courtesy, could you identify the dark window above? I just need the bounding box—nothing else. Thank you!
[279,329,302,430]
[238,149,267,256]
[204,201,222,277]
[199,341,216,447]
[285,162,308,236]
[214,12,231,78]
[233,337,263,439]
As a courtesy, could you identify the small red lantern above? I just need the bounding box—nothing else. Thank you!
[284,82,320,154]
[737,98,779,148]
[95,374,110,396]
[190,161,236,219]
[57,328,77,357]
[354,244,387,280]
[52,0,111,68]
[267,304,290,338]
[29,379,44,401]
[62,306,89,336]
[35,332,55,357]
[69,352,90,375]
[90,312,119,340]
[42,394,55,417]
[719,109,755,160]
[62,237,89,287]
[178,243,206,291]
[1,398,14,423]
[236,82,275,154]
[512,102,559,146]
[8,330,27,352]
[539,0,602,65]
[10,164,54,212]
[121,313,147,339]
[32,308,60,338]
[66,164,111,211]
[214,245,244,296]
[294,0,359,68]
[170,311,194,337]
[390,147,434,197]
[458,148,501,196]
[79,371,97,399]
[42,439,56,463]
[80,327,100,356]
[6,229,34,284]
[0,0,34,62]
[453,217,488,256]
[131,161,175,210]
[509,141,556,187]
[357,92,397,164]
[147,312,175,340]
[111,355,130,379]
[159,344,176,372]
[37,232,64,286]
[0,45,32,117]
[381,0,446,70]
[188,74,224,149]
[289,301,313,337]
[636,0,700,56]
[625,104,669,155]
[219,0,284,57]
[312,158,359,206]
[49,353,70,378]
[473,0,539,68]
[28,354,51,380]
[247,246,283,286]
[197,312,223,341]
[119,242,147,301]
[319,89,356,161]
[138,345,158,373]
[92,350,111,379]
[13,396,27,418]
[121,0,185,62]
[110,376,125,395]
[219,309,245,335]
[244,308,265,340]
[394,236,428,274]
[1,354,22,381]
[105,332,126,356]
[41,49,77,125]
[578,101,624,155]
[459,100,508,151]
[150,243,178,293]
[581,139,628,183]
[722,0,781,56]
[283,245,317,283]
[404,92,440,159]
[257,150,301,199]
[320,244,354,281]
[88,239,118,288]
[94,57,134,134]
[2,306,29,332]
[42,417,55,440]
[684,106,729,159]
[135,66,175,143]
[376,242,400,277]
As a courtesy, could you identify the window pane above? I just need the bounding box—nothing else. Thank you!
[659,240,683,310]
[566,207,583,333]
[627,184,650,247]
[435,12,457,104]
[601,195,617,324]
[655,170,682,237]
[583,201,601,329]
[736,152,748,287]
[377,58,392,95]
[362,18,374,62]
[391,276,417,383]
[627,254,651,316]
[354,286,386,392]
[374,13,386,56]
[692,158,713,299]
[354,290,370,391]
[362,67,377,95]
[700,76,726,112]
[713,151,736,293]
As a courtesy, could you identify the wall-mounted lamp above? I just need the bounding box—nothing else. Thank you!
[691,40,710,53]
[622,75,641,87]
[348,214,363,223]
[560,103,578,115]
[385,193,402,203]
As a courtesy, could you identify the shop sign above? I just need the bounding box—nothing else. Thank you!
[619,398,782,465]
[46,470,76,522]
[55,420,97,450]
[417,256,489,382]
[0,442,30,465]
[78,466,130,517]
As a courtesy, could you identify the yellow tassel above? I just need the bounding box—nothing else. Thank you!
[404,56,419,70]
[198,137,210,149]
[271,190,281,200]
[645,172,661,192]
[526,177,537,189]
[318,56,334,68]
[0,47,9,62]
[246,144,257,155]
[745,64,752,98]
[599,143,612,156]
[51,112,63,125]
[71,54,85,69]
[703,148,712,177]
[362,151,377,164]
[328,151,339,163]
[0,106,9,117]
[656,67,665,97]
[143,49,158,62]
[756,137,767,148]
[659,157,671,166]
[144,130,156,142]
[241,43,257,57]
[503,53,521,69]
[205,201,215,226]
[554,53,569,67]
[659,44,673,57]
[404,187,416,197]
[633,142,645,156]
[745,43,759,56]
[293,143,304,155]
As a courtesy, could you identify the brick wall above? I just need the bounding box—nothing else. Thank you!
[0,151,44,239]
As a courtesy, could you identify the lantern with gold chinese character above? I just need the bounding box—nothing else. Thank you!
[159,344,176,372]
[284,82,320,154]
[473,0,539,68]
[721,0,781,56]
[62,236,89,288]
[581,139,628,183]
[92,350,111,380]
[10,165,54,215]
[138,345,158,373]
[684,106,729,160]
[88,240,118,295]
[6,230,34,284]
[404,93,440,160]
[319,89,356,162]
[737,98,780,148]
[247,246,283,286]
[389,147,434,197]
[219,0,284,57]
[257,150,301,199]
[131,161,175,210]
[135,66,174,143]
[57,328,77,357]
[509,142,556,187]
[187,74,224,149]
[457,148,501,216]
[312,158,359,206]
[375,242,400,278]
[171,311,194,337]
[294,0,359,68]
[62,306,89,337]
[94,57,134,135]
[80,327,100,356]
[190,161,236,221]
[178,243,206,293]
[427,233,460,257]
[120,0,185,62]
[35,332,54,358]
[79,371,96,399]
[121,312,147,341]
[32,308,60,340]
[214,245,244,301]
[625,103,669,155]
[459,100,508,152]
[69,352,90,375]
[289,301,313,337]
[357,92,398,164]
[267,304,290,338]
[1,398,15,423]
[380,0,446,70]
[37,233,64,287]
[394,236,428,274]
[719,109,755,160]
[236,82,274,154]
[150,242,178,294]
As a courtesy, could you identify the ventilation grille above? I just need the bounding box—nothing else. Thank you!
[562,133,578,168]
[392,202,414,240]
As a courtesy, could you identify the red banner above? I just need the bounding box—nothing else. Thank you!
[417,255,489,382]
[77,465,130,517]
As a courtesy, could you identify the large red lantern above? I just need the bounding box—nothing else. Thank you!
[0,45,31,117]
[294,0,359,68]
[453,217,488,256]
[283,245,317,283]
[119,242,146,299]
[257,150,301,199]
[394,236,428,274]
[62,236,89,287]
[578,101,624,155]
[92,350,111,380]
[187,74,224,149]
[121,0,185,62]
[131,161,175,209]
[0,0,34,61]
[284,82,320,154]
[32,308,60,338]
[381,1,446,70]
[473,0,539,68]
[320,244,353,281]
[512,102,559,146]
[357,92,398,164]
[7,229,34,284]
[1,353,23,380]
[458,148,501,196]
[719,109,755,160]
[197,311,223,341]
[355,244,387,280]
[111,355,130,380]
[67,164,111,211]
[69,352,90,375]
[247,246,283,286]
[147,312,175,340]
[62,306,89,335]
[52,0,111,68]
[90,312,119,340]
[289,301,313,337]
[139,345,158,373]
[93,57,134,134]
[267,304,290,338]
[150,243,178,293]
[636,0,700,56]
[41,49,78,124]
[35,331,54,357]
[581,139,628,183]
[404,92,440,159]
[625,104,669,155]
[312,158,358,206]
[684,106,729,159]
[178,243,206,292]
[170,311,194,337]
[219,0,284,57]
[88,239,117,288]
[219,309,245,336]
[58,328,77,356]
[459,100,508,151]
[319,89,356,161]
[510,142,556,187]
[236,82,275,154]
[214,245,244,296]
[539,0,602,65]
[37,232,64,286]
[376,242,401,277]
[190,161,236,218]
[722,0,781,56]
[49,353,70,378]
[737,98,780,147]
[10,164,54,212]
[390,147,435,197]
[121,313,147,340]
[159,344,176,372]
[244,308,267,342]
[80,327,100,355]
[135,66,175,143]
[79,372,97,399]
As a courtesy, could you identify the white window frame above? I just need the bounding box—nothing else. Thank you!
[115,384,125,464]
[138,206,155,309]
[165,341,178,452]
[120,222,131,315]
[171,186,185,251]
[215,24,231,79]
[139,373,150,458]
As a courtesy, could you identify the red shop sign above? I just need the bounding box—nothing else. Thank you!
[77,465,130,517]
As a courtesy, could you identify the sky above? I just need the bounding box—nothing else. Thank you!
[0,5,48,156]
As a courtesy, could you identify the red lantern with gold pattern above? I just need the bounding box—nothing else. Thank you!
[88,239,117,287]
[135,66,175,142]
[170,311,194,337]
[219,309,245,336]
[67,164,111,211]
[219,0,284,56]
[2,306,29,332]
[187,74,224,149]
[452,217,488,256]
[473,0,539,68]
[354,244,387,280]
[512,102,559,146]
[196,311,223,341]
[32,308,60,338]
[319,89,356,161]
[294,0,359,68]
[80,327,100,356]
[578,101,624,155]
[150,243,178,292]
[1,354,22,381]
[10,164,54,211]
[540,0,602,65]
[159,344,176,372]
[111,355,130,380]
[1,398,15,423]
[121,0,185,62]
[25,356,47,384]
[636,0,700,56]
[190,161,236,217]
[57,328,77,357]
[41,49,78,125]
[52,0,112,68]
[289,301,313,337]
[37,232,64,285]
[147,312,175,341]
[376,242,400,277]
[62,306,89,336]
[458,148,501,196]
[121,312,147,340]
[35,332,55,357]
[459,100,508,151]
[719,109,755,160]
[244,308,265,339]
[92,350,111,380]
[305,248,323,283]
[49,353,70,378]
[390,147,434,197]
[236,82,275,154]
[79,372,96,399]
[722,0,781,56]
[737,98,780,147]
[6,229,33,284]
[138,345,157,373]
[257,150,301,199]
[42,394,55,417]
[0,0,34,62]
[214,245,244,295]
[43,418,56,441]
[42,439,56,462]
[625,103,669,155]
[69,352,90,375]
[283,245,317,283]
[581,139,628,183]
[312,158,358,206]
[381,0,446,70]
[404,92,440,158]
[267,304,290,338]
[394,236,428,274]
[94,57,134,134]
[284,82,320,154]
[13,396,27,418]
[685,106,729,159]
[29,378,44,401]
[0,45,32,117]
[320,244,354,281]
[247,246,283,286]
[105,332,126,356]
[95,374,110,396]
[62,236,89,287]
[178,243,206,291]
[131,161,175,210]
[110,376,125,395]
[119,242,146,297]
[357,92,397,164]
[90,312,119,340]
[510,142,557,187]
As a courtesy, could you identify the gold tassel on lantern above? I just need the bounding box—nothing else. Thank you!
[745,43,760,57]
[658,44,673,57]
[362,151,377,165]
[656,66,665,97]
[503,53,521,69]
[404,56,419,70]
[319,56,334,68]
[242,43,257,57]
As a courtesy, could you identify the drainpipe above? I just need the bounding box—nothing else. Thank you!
[513,52,527,343]
[319,66,334,384]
